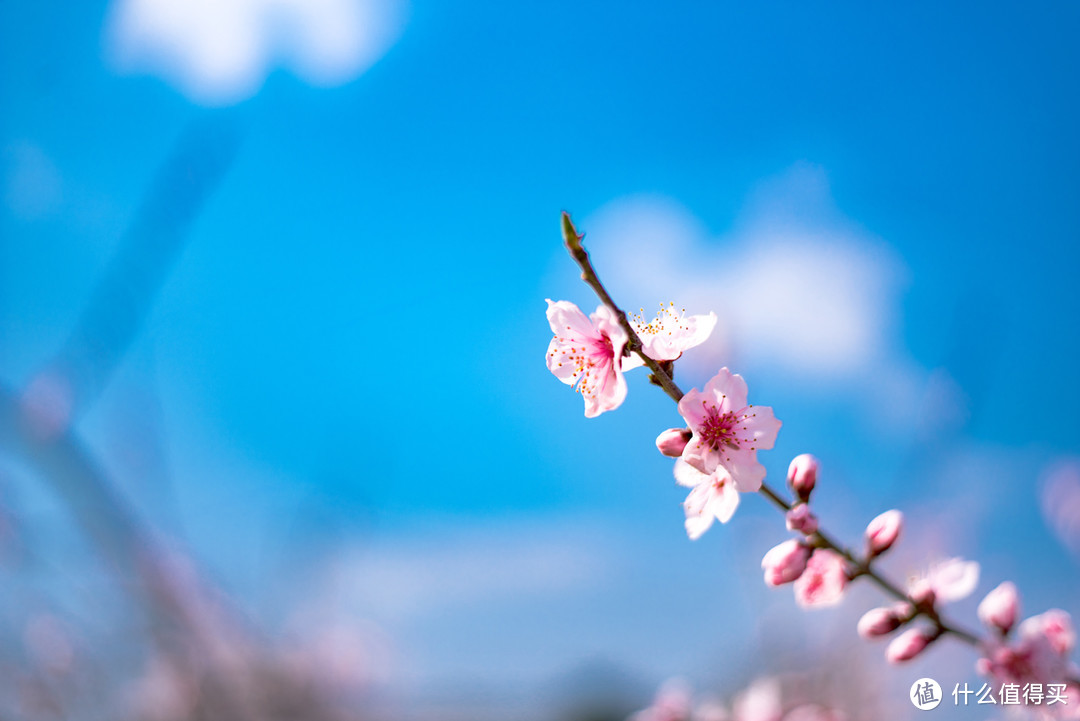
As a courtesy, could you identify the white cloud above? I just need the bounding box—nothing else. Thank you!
[309,519,615,623]
[570,164,964,431]
[548,164,972,436]
[104,0,407,105]
[582,165,906,379]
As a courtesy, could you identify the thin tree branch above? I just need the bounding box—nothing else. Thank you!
[561,212,685,404]
[562,210,989,657]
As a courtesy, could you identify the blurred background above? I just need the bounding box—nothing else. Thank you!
[1,1,1079,719]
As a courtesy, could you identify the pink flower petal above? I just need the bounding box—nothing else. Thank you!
[743,405,782,451]
[631,306,718,362]
[702,367,749,412]
[684,512,714,541]
[677,368,781,485]
[928,558,980,603]
[544,299,629,418]
[722,447,766,493]
[673,459,708,488]
[709,482,740,524]
[793,549,848,607]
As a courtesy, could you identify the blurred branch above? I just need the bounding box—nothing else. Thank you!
[41,117,240,424]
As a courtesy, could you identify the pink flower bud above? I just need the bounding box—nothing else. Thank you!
[865,510,903,557]
[885,627,934,663]
[978,581,1020,635]
[857,604,908,639]
[656,428,692,457]
[762,539,811,587]
[787,454,819,500]
[785,503,819,535]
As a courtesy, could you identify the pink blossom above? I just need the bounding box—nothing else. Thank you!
[783,706,847,721]
[733,678,782,721]
[864,510,902,557]
[762,539,810,586]
[545,299,629,418]
[675,460,740,540]
[627,303,717,364]
[628,678,693,721]
[785,504,819,535]
[793,549,848,608]
[656,428,692,457]
[677,368,782,492]
[787,454,819,501]
[885,627,934,663]
[1027,609,1077,657]
[978,610,1076,687]
[694,700,732,721]
[908,557,979,606]
[857,603,909,639]
[978,581,1020,635]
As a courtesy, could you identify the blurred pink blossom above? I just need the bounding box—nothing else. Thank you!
[545,299,629,418]
[783,706,847,721]
[1041,460,1080,559]
[908,557,979,606]
[786,454,819,501]
[629,678,693,721]
[864,510,902,557]
[762,539,810,586]
[677,368,781,492]
[857,603,908,639]
[785,504,818,535]
[733,678,782,721]
[978,581,1020,635]
[885,627,933,663]
[978,609,1077,688]
[629,677,847,721]
[793,550,848,608]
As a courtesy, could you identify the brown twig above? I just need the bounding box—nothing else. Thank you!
[561,210,987,653]
[561,212,685,404]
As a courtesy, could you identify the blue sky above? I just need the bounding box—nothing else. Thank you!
[2,1,1080,718]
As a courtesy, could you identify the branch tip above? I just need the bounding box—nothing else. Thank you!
[561,211,584,253]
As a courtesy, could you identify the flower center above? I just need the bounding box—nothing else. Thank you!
[550,331,614,396]
[630,302,690,338]
[699,406,741,450]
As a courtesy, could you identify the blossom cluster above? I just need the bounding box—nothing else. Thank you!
[545,239,1079,712]
[546,298,780,537]
[545,300,716,418]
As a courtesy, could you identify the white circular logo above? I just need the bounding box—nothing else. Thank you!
[910,678,942,710]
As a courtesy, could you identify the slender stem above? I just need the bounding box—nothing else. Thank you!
[561,212,685,404]
[561,211,988,654]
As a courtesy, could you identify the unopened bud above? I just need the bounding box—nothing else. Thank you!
[762,539,811,587]
[857,604,909,639]
[656,428,692,458]
[978,581,1019,635]
[885,627,935,663]
[865,510,903,557]
[787,454,819,501]
[785,503,819,535]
